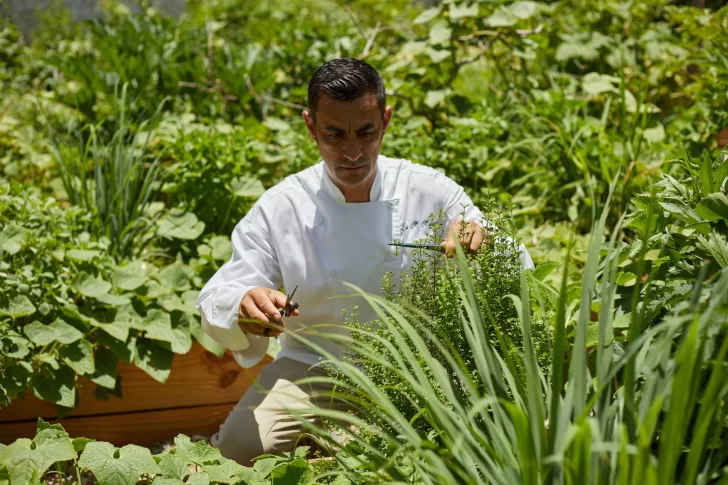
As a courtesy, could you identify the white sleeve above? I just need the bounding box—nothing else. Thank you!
[195,215,282,368]
[437,173,535,270]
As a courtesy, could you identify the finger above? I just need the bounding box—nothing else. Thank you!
[239,321,282,337]
[252,291,285,322]
[469,229,485,254]
[442,225,459,258]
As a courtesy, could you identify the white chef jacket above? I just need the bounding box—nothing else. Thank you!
[196,155,534,368]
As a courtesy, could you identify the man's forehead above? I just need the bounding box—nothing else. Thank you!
[316,93,380,119]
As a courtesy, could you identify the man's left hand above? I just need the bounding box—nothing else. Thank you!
[441,219,489,258]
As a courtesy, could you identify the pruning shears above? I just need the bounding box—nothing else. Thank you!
[263,284,299,337]
[388,242,445,252]
[279,284,299,317]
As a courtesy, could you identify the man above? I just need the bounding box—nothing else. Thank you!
[197,58,534,464]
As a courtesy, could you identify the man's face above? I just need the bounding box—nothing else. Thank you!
[303,92,392,190]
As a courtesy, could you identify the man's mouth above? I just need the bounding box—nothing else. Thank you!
[340,165,364,171]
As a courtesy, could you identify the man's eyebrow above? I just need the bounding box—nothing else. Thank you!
[323,125,345,132]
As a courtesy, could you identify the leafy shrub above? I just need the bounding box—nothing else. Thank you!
[0,185,229,411]
[290,199,728,484]
[0,419,338,484]
[158,115,320,236]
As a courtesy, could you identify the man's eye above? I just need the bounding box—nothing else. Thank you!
[328,132,343,139]
[361,131,374,137]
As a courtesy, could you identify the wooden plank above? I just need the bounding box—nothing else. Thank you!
[0,344,272,422]
[0,403,237,447]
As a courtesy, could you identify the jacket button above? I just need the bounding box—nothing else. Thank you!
[328,270,337,277]
[385,253,395,262]
[387,202,394,210]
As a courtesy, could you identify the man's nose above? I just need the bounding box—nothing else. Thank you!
[342,136,363,161]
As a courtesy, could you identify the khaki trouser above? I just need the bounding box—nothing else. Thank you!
[210,357,350,465]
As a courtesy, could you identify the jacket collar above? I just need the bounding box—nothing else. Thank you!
[321,157,383,204]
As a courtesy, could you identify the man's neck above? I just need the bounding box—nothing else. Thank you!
[337,169,377,203]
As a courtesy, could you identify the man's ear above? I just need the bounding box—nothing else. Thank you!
[382,105,393,136]
[303,110,317,141]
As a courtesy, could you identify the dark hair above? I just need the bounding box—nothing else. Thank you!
[307,58,386,118]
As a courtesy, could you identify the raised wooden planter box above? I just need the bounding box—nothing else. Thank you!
[0,343,271,446]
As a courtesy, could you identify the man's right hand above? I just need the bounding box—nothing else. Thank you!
[238,287,299,337]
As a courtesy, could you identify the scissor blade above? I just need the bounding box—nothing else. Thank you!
[287,284,299,303]
[388,243,443,251]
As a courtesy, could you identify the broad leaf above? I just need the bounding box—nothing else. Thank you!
[31,364,76,407]
[24,319,83,345]
[209,236,232,261]
[0,223,26,255]
[413,7,439,24]
[157,262,191,291]
[157,211,205,240]
[0,295,36,317]
[157,453,188,480]
[112,261,149,291]
[204,460,247,484]
[174,435,222,466]
[0,428,76,485]
[269,458,312,484]
[72,272,112,298]
[78,442,160,485]
[89,346,119,389]
[66,249,102,262]
[449,3,478,20]
[428,22,451,45]
[230,177,265,198]
[134,339,174,383]
[60,339,96,375]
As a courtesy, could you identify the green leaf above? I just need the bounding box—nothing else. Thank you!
[143,309,192,354]
[174,435,222,466]
[269,458,312,484]
[72,437,95,454]
[615,272,637,287]
[263,117,291,131]
[426,47,450,64]
[31,364,76,407]
[134,339,173,383]
[0,223,26,255]
[0,295,36,317]
[60,339,95,375]
[66,249,102,262]
[157,262,191,291]
[204,459,246,484]
[86,311,131,342]
[78,442,160,485]
[157,211,205,240]
[449,3,478,19]
[0,428,77,485]
[487,7,518,27]
[424,90,448,108]
[209,236,232,261]
[186,472,210,485]
[230,177,265,198]
[157,453,188,480]
[0,334,30,359]
[533,261,560,281]
[253,457,278,477]
[96,293,132,306]
[695,193,728,222]
[89,346,119,389]
[72,272,112,298]
[428,22,451,45]
[24,319,84,345]
[582,72,620,95]
[413,6,439,24]
[642,124,666,143]
[112,261,149,291]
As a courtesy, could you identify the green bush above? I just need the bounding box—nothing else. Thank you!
[0,184,229,411]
